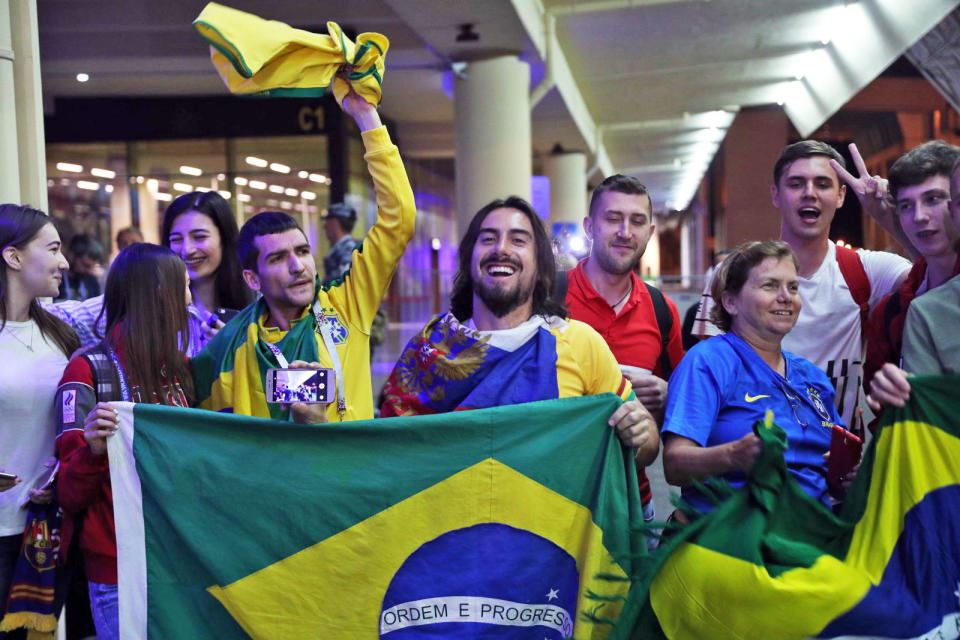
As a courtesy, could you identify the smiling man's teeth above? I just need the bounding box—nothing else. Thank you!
[487,265,516,276]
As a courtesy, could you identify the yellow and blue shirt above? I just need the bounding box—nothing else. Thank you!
[191,126,415,422]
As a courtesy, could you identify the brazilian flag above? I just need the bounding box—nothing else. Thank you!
[611,374,960,640]
[108,394,644,638]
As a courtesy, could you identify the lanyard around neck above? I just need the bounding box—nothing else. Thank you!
[261,301,347,421]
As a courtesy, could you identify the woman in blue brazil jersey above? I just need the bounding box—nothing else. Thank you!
[662,241,851,514]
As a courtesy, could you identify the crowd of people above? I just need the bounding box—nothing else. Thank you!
[1,75,959,638]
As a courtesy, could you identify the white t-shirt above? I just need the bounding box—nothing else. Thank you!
[0,320,69,536]
[782,243,910,429]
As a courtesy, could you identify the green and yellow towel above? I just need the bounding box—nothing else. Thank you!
[193,3,389,105]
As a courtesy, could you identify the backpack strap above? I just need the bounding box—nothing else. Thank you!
[642,282,675,378]
[835,245,871,335]
[81,345,124,403]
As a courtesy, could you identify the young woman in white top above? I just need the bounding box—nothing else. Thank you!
[0,204,80,621]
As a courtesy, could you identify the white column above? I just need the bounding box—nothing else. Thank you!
[454,56,531,231]
[0,0,22,203]
[543,151,587,225]
[640,226,661,280]
[11,0,46,210]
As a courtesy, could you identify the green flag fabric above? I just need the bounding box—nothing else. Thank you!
[108,394,644,638]
[610,374,960,640]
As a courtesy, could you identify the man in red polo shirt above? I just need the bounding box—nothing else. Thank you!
[564,174,684,537]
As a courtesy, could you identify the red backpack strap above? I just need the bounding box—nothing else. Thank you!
[835,245,871,334]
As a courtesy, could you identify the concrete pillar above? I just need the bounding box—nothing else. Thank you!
[720,107,789,247]
[11,0,46,210]
[454,56,531,231]
[680,217,692,288]
[0,1,21,203]
[544,150,587,225]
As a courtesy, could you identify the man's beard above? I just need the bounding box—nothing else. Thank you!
[473,277,535,318]
[593,242,642,276]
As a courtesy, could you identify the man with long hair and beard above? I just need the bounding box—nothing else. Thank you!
[381,196,659,465]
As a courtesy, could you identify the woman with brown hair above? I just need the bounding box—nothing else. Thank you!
[162,190,252,352]
[55,243,194,640]
[0,204,79,630]
[662,241,852,515]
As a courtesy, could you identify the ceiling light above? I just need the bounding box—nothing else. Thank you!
[269,162,290,174]
[298,170,309,179]
[77,180,99,191]
[238,194,252,202]
[245,156,268,168]
[301,191,316,201]
[173,183,193,192]
[180,165,202,176]
[76,73,89,83]
[268,185,284,194]
[135,176,145,184]
[280,201,293,210]
[309,173,326,183]
[248,180,267,190]
[234,176,248,186]
[147,178,159,193]
[284,188,299,197]
[155,192,172,202]
[217,173,226,181]
[90,168,115,179]
[218,191,231,199]
[431,238,441,251]
[105,185,114,193]
[56,162,83,173]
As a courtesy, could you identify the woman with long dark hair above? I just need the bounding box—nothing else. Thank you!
[163,191,252,343]
[55,244,194,639]
[0,204,79,631]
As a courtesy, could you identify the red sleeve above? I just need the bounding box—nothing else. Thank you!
[59,354,96,388]
[56,355,109,515]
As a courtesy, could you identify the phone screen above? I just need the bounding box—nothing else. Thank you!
[266,368,333,404]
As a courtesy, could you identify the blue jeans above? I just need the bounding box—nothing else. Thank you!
[643,500,659,552]
[88,581,119,640]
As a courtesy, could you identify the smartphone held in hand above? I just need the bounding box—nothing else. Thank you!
[827,425,863,492]
[265,368,334,404]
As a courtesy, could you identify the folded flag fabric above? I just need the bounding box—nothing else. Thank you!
[109,394,644,639]
[381,313,562,415]
[0,500,61,638]
[193,2,389,105]
[611,374,960,640]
